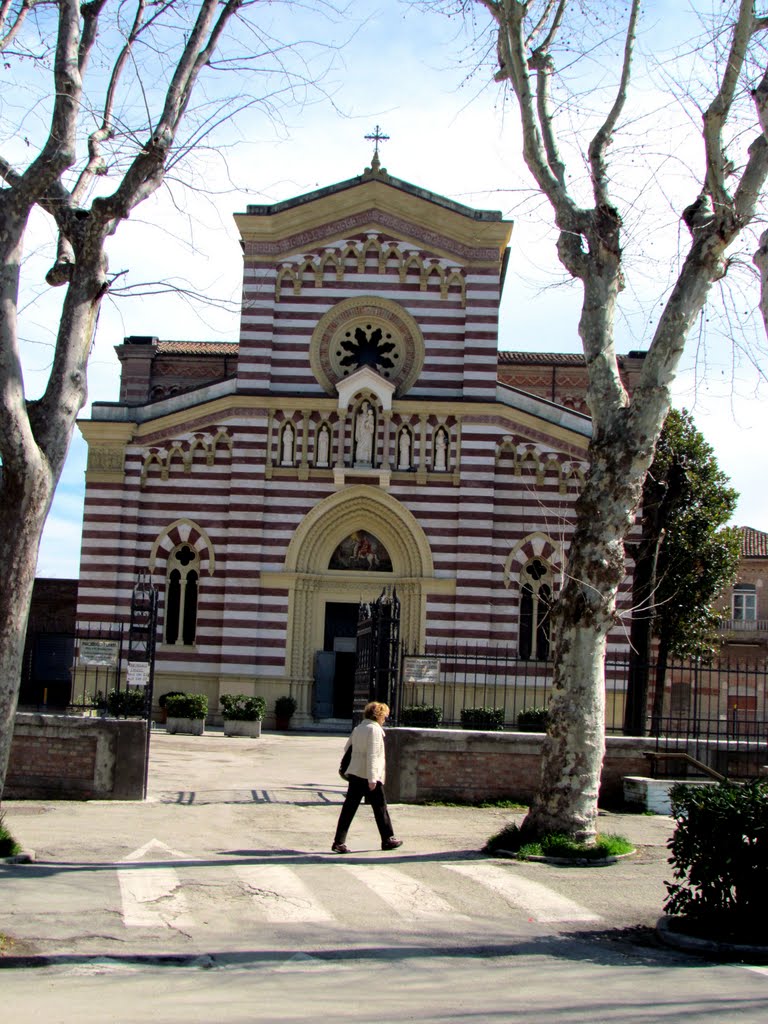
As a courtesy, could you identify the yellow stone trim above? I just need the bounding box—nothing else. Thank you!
[234,180,512,255]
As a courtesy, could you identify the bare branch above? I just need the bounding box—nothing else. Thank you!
[16,0,82,203]
[702,0,756,214]
[587,0,640,207]
[0,0,45,52]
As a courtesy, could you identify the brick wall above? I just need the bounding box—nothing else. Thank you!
[6,714,147,800]
[386,728,658,807]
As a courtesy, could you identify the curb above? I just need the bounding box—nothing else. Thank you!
[492,849,636,867]
[656,915,768,962]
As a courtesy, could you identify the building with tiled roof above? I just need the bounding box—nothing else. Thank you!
[717,526,768,666]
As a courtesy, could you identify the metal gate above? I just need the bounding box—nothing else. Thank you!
[353,587,400,723]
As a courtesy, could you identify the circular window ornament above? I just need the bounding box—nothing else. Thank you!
[310,297,424,397]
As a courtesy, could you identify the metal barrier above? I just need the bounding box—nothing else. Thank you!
[394,642,768,779]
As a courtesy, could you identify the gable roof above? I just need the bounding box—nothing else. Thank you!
[740,526,768,558]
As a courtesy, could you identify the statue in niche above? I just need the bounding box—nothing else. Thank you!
[434,429,447,471]
[281,422,294,465]
[355,402,375,464]
[398,430,412,470]
[316,424,330,467]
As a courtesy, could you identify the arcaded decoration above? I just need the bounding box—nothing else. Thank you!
[494,435,585,494]
[139,429,233,488]
[275,234,466,306]
[310,296,425,397]
[329,531,393,572]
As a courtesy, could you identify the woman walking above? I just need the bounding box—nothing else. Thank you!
[332,701,403,854]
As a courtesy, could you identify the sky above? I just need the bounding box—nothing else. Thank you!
[15,0,767,578]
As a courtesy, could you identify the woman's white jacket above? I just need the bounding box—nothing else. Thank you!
[343,719,386,784]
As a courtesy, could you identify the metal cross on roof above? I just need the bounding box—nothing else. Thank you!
[364,125,390,157]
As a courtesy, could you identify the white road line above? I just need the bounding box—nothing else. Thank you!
[340,864,465,919]
[234,865,334,923]
[117,866,195,928]
[442,862,602,923]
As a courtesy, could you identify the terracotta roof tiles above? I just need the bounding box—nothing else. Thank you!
[156,341,238,355]
[740,526,768,558]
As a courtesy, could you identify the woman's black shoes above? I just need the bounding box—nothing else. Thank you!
[331,841,349,854]
[381,838,403,851]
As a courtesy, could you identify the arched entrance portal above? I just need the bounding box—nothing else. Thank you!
[282,486,433,719]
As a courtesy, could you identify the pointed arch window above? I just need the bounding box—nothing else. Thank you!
[165,544,200,645]
[519,558,552,660]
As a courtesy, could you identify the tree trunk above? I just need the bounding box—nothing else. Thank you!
[0,460,56,797]
[522,421,649,842]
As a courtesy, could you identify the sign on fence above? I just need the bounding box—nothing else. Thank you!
[403,656,440,685]
[79,639,120,667]
[126,661,150,686]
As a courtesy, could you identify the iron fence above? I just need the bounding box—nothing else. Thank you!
[395,642,768,779]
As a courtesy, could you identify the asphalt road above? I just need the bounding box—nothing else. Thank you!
[2,730,767,1022]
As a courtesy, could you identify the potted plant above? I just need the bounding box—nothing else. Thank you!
[105,687,147,718]
[164,692,208,735]
[220,694,266,738]
[516,706,549,732]
[158,690,184,724]
[460,706,505,731]
[274,695,297,730]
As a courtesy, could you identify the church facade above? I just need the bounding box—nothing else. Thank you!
[76,158,631,723]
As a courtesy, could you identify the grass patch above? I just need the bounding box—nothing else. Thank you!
[484,823,634,860]
[0,811,21,858]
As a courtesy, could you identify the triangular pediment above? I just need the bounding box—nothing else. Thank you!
[336,366,395,412]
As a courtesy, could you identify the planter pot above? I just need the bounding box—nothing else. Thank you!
[224,719,262,738]
[275,716,292,730]
[166,717,205,736]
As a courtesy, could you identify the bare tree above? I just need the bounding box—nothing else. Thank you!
[464,0,768,840]
[0,0,336,799]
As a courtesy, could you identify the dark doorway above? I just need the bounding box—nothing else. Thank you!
[323,602,359,718]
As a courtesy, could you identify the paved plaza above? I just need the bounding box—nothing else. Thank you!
[2,729,767,1022]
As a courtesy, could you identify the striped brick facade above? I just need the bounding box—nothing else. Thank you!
[76,164,631,722]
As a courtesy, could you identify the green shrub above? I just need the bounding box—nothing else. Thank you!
[664,780,768,940]
[484,823,633,860]
[158,691,184,709]
[275,695,297,718]
[164,692,209,720]
[106,688,147,717]
[516,706,549,730]
[0,811,20,858]
[460,706,505,731]
[220,694,267,721]
[400,704,443,728]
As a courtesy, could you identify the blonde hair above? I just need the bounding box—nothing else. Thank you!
[363,701,390,723]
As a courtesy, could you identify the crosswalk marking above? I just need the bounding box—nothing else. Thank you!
[441,862,602,923]
[339,864,464,919]
[114,856,601,930]
[117,866,195,928]
[233,864,334,923]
